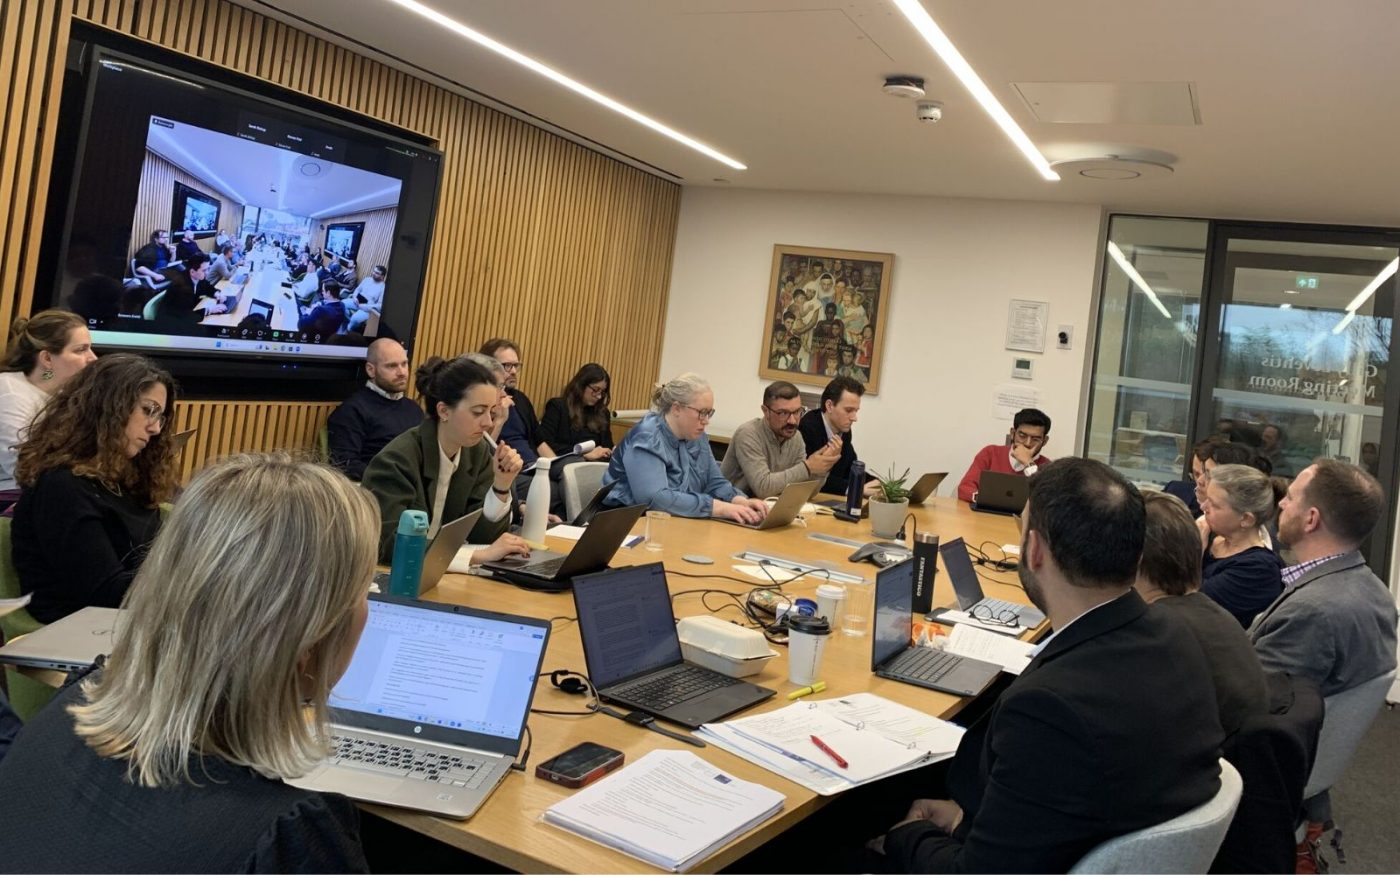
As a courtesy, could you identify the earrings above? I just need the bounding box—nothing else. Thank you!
[40,369,53,381]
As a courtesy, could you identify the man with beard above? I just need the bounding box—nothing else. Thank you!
[872,457,1225,873]
[720,381,839,498]
[326,338,423,480]
[1247,459,1396,844]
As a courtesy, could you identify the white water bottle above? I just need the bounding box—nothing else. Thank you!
[520,456,553,544]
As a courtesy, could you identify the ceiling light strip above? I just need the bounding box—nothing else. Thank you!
[891,0,1057,181]
[383,0,746,170]
[1106,242,1172,320]
[1331,256,1397,335]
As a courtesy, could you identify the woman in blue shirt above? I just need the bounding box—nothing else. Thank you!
[603,373,770,524]
[1198,463,1285,627]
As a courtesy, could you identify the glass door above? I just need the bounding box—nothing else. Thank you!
[1197,228,1400,571]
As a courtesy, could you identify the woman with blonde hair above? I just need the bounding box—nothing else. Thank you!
[11,353,179,623]
[0,454,376,871]
[0,309,96,496]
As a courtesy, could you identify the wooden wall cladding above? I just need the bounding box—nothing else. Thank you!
[127,149,245,264]
[0,0,681,480]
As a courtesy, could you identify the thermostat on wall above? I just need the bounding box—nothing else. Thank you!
[1012,358,1034,380]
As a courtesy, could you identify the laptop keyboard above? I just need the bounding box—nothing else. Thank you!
[611,665,735,711]
[888,647,962,684]
[523,557,565,578]
[330,736,494,789]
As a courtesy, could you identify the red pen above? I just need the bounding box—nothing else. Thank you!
[810,734,848,769]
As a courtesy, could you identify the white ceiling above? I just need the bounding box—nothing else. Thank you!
[246,0,1400,227]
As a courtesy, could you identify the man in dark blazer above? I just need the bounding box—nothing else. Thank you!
[797,375,872,497]
[878,458,1226,873]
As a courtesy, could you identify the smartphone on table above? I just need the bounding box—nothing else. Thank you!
[534,741,625,789]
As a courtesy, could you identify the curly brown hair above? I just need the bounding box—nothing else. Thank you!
[15,353,180,506]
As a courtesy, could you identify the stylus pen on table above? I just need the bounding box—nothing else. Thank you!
[810,734,848,769]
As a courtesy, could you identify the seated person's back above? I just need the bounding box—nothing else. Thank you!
[11,354,178,624]
[956,407,1051,503]
[0,454,377,872]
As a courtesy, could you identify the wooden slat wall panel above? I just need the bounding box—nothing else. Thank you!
[127,149,245,264]
[0,0,681,481]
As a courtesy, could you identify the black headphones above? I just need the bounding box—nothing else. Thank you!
[547,669,589,696]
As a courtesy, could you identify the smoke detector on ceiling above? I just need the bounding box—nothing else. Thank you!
[1049,156,1174,180]
[882,75,926,99]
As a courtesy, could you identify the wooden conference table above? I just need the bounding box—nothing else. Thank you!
[368,497,1036,873]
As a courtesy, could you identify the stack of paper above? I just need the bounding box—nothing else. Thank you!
[944,624,1036,674]
[696,693,965,795]
[542,749,784,872]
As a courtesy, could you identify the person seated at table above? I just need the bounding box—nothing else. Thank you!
[481,337,555,466]
[538,363,615,460]
[207,242,238,284]
[602,372,769,524]
[798,375,874,497]
[11,354,178,624]
[326,338,421,481]
[956,408,1052,503]
[132,229,171,283]
[298,282,351,337]
[869,458,1224,873]
[1135,492,1268,737]
[1198,463,1285,627]
[347,265,386,332]
[0,454,375,871]
[722,380,839,498]
[1162,435,1226,516]
[150,253,216,327]
[174,229,202,263]
[0,310,96,498]
[361,355,528,564]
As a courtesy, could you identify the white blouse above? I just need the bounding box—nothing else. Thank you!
[0,371,49,491]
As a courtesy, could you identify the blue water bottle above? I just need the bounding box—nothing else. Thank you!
[845,460,866,517]
[387,509,430,598]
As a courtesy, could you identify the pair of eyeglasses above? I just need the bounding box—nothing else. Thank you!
[140,401,168,428]
[970,604,1019,627]
[500,361,523,372]
[762,405,803,421]
[1013,430,1044,445]
[683,405,716,421]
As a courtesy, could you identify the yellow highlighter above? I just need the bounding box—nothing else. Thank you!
[787,681,827,700]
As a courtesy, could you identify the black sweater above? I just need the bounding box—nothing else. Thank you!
[11,468,162,624]
[798,409,858,496]
[538,397,613,455]
[326,385,423,481]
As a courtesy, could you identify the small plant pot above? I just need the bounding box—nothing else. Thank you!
[869,497,909,539]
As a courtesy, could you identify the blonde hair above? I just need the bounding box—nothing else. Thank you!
[1204,463,1285,525]
[69,453,378,787]
[650,372,710,414]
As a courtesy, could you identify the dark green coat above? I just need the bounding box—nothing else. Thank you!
[361,419,511,563]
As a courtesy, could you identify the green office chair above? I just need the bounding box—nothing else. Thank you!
[316,423,330,463]
[0,517,57,721]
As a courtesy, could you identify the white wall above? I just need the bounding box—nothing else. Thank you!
[660,187,1104,493]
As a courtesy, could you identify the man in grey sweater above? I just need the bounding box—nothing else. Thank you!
[720,381,840,498]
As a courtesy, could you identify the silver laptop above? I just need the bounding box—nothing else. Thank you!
[871,560,1002,697]
[723,479,822,530]
[0,606,119,672]
[939,537,1045,628]
[907,472,948,505]
[288,595,551,819]
[372,509,482,597]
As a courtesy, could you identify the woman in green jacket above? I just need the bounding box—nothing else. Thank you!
[361,355,530,564]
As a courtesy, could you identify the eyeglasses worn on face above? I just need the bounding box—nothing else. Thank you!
[140,401,168,427]
[683,405,716,421]
[763,405,803,421]
[1014,430,1044,445]
[499,361,523,371]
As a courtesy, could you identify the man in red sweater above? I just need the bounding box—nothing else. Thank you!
[957,408,1052,503]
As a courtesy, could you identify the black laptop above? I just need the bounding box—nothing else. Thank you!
[872,559,1002,697]
[572,562,774,729]
[972,470,1029,515]
[481,504,645,591]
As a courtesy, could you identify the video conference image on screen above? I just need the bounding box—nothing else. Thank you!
[67,115,404,358]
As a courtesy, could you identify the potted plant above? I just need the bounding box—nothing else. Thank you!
[868,466,911,539]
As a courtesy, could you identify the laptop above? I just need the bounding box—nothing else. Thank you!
[288,595,550,819]
[723,479,822,530]
[372,509,482,596]
[972,470,1030,515]
[571,481,614,526]
[168,428,197,455]
[0,606,119,672]
[572,562,774,729]
[939,537,1046,628]
[907,472,948,505]
[481,503,646,591]
[870,560,1002,697]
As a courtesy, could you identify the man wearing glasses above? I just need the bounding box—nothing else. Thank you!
[720,381,840,498]
[956,408,1052,504]
[481,337,556,466]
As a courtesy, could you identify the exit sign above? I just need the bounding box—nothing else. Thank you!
[1296,276,1319,289]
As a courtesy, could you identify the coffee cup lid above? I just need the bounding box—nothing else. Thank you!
[815,583,845,599]
[788,614,831,635]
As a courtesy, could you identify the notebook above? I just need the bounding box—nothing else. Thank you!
[870,559,1002,697]
[287,595,550,819]
[572,562,774,728]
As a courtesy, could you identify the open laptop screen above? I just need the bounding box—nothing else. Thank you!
[872,560,915,669]
[938,537,986,611]
[330,598,548,741]
[572,562,683,689]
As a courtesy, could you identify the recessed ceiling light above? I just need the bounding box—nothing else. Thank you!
[891,0,1058,181]
[383,0,747,171]
[1282,288,1301,295]
[1279,303,1293,310]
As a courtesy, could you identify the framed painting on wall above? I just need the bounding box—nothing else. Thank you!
[759,244,894,394]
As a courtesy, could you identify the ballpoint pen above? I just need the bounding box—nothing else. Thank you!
[810,734,848,769]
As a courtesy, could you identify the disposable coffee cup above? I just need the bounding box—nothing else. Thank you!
[787,614,831,687]
[813,583,846,632]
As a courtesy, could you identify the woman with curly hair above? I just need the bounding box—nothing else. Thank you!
[11,353,179,623]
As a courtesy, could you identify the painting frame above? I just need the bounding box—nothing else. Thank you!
[759,243,894,395]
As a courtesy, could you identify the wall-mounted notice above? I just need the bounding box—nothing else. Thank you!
[1005,299,1048,353]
